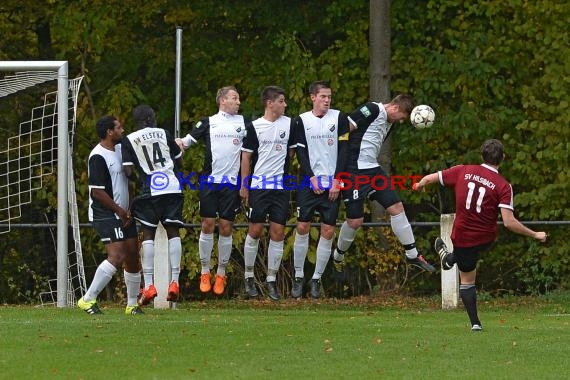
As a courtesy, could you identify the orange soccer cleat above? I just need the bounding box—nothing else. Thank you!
[137,284,158,306]
[213,274,226,296]
[167,281,180,302]
[199,273,212,293]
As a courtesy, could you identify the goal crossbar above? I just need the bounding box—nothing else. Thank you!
[0,61,69,307]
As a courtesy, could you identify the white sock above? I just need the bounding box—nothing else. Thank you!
[334,221,357,261]
[244,234,259,278]
[391,212,418,259]
[266,239,283,282]
[83,259,117,302]
[124,270,141,307]
[217,234,232,277]
[169,237,182,284]
[313,236,333,280]
[141,240,155,286]
[293,232,309,278]
[199,232,214,274]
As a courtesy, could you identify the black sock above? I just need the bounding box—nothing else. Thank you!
[460,284,480,326]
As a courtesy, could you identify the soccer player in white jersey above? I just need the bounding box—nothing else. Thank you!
[175,86,251,296]
[292,81,350,299]
[122,105,184,305]
[78,115,143,315]
[332,94,436,277]
[240,86,296,300]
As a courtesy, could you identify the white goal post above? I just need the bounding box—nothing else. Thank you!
[440,214,459,308]
[0,61,69,307]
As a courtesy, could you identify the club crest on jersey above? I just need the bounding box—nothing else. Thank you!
[360,106,371,117]
[279,130,286,138]
[328,124,336,132]
[235,126,242,133]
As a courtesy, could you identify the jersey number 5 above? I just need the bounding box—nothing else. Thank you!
[141,142,166,170]
[465,181,486,213]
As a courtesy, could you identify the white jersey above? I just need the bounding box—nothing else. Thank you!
[346,102,391,170]
[122,127,182,196]
[295,109,349,187]
[181,111,248,185]
[241,115,295,190]
[88,143,129,221]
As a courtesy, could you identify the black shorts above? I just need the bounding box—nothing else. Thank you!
[453,243,493,272]
[131,193,184,229]
[199,184,240,221]
[296,186,340,226]
[93,218,138,244]
[247,189,290,225]
[341,166,401,219]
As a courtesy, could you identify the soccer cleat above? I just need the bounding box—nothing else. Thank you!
[167,281,179,302]
[125,305,145,315]
[78,297,103,315]
[245,277,258,298]
[200,273,212,293]
[213,274,226,296]
[434,237,454,270]
[291,277,303,299]
[471,324,483,332]
[309,279,321,299]
[266,281,281,301]
[406,254,436,272]
[137,284,158,306]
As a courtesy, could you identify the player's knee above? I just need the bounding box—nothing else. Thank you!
[347,218,362,229]
[296,222,310,235]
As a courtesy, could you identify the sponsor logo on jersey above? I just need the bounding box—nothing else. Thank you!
[360,106,371,117]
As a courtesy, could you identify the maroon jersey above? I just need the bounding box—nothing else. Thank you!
[439,164,514,247]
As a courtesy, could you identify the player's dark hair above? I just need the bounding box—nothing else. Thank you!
[480,139,504,166]
[261,86,285,107]
[391,94,415,115]
[308,80,331,96]
[133,104,156,129]
[216,86,238,106]
[95,115,117,140]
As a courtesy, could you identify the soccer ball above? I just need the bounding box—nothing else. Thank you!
[410,105,435,129]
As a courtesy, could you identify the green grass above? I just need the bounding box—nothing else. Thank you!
[1,294,569,379]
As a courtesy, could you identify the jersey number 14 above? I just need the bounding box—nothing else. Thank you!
[141,142,167,170]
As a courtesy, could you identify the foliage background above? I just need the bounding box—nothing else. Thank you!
[0,0,568,302]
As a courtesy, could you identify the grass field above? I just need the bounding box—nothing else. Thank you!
[1,293,569,379]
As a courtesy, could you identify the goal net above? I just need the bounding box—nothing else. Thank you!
[0,61,85,307]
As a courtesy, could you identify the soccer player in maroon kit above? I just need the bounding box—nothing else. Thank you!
[415,139,547,331]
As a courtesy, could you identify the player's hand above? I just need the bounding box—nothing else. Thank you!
[240,187,249,207]
[535,231,547,242]
[328,179,341,201]
[118,208,132,228]
[310,176,324,195]
[412,179,428,192]
[175,138,185,152]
